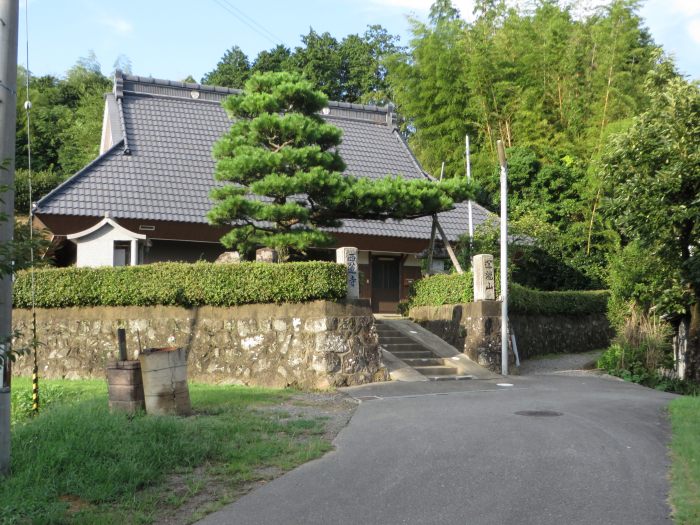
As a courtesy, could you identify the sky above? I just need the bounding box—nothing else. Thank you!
[17,0,700,82]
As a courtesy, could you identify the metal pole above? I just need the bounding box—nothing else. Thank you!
[466,135,474,245]
[0,0,19,476]
[497,140,508,376]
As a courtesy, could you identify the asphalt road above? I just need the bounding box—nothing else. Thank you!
[198,374,676,525]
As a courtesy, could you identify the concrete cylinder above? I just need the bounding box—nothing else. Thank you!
[139,347,191,416]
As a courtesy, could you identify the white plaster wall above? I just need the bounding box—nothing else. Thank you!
[75,224,134,267]
[99,101,113,155]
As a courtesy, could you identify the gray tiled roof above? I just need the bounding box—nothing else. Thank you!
[36,73,494,242]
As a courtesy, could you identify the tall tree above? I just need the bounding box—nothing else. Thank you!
[289,30,343,100]
[387,0,473,179]
[601,67,700,379]
[251,44,292,74]
[208,72,473,257]
[201,46,251,88]
[15,56,110,176]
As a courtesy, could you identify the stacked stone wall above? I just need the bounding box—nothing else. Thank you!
[12,301,387,389]
[409,303,613,366]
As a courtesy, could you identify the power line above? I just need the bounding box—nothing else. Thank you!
[210,0,282,47]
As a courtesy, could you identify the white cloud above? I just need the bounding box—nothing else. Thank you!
[671,0,700,17]
[99,16,133,35]
[687,18,700,44]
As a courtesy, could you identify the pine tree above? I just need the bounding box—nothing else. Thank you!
[208,72,473,257]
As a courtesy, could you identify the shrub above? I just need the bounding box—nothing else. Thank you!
[13,261,347,308]
[407,272,608,315]
[594,307,694,391]
[509,284,609,315]
[408,272,474,308]
[607,241,686,328]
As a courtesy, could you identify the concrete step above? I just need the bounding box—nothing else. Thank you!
[376,329,403,338]
[413,365,459,376]
[424,375,474,381]
[385,350,435,359]
[382,343,427,352]
[378,335,414,342]
[402,357,445,367]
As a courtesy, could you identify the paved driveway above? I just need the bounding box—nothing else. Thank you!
[198,374,676,525]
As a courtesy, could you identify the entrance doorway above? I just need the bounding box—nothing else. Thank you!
[371,256,400,313]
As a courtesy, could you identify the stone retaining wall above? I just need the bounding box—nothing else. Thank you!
[12,301,388,389]
[409,303,613,363]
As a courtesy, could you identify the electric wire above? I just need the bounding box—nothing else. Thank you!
[23,0,39,415]
[217,0,282,44]
[210,0,282,46]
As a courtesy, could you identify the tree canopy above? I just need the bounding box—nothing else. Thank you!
[602,68,700,310]
[207,72,472,256]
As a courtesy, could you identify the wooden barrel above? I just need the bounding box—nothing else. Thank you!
[106,360,145,413]
[139,347,191,416]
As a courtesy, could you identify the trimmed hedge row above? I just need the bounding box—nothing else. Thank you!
[408,272,474,307]
[509,283,609,315]
[13,262,347,309]
[407,272,608,315]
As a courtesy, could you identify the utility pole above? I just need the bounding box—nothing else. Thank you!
[497,140,508,376]
[0,0,19,477]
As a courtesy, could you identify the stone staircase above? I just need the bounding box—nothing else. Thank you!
[375,320,471,381]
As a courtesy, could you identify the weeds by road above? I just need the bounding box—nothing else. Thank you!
[3,378,355,524]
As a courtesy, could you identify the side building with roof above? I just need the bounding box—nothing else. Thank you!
[34,71,495,313]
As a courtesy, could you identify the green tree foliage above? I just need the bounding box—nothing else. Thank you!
[602,69,700,307]
[15,55,111,177]
[386,0,657,283]
[208,72,473,256]
[251,44,292,75]
[601,67,700,379]
[205,25,401,103]
[201,45,251,88]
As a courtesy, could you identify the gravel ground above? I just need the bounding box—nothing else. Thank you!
[517,349,605,375]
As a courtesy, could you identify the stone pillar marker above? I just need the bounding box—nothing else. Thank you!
[473,254,495,301]
[336,247,359,300]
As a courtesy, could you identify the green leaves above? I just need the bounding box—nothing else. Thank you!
[407,271,608,315]
[602,73,700,299]
[13,262,347,308]
[209,71,474,255]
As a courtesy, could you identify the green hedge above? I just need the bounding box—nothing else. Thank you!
[13,262,347,309]
[509,283,609,315]
[408,272,474,307]
[407,272,608,315]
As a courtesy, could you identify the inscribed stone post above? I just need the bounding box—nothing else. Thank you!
[473,254,495,301]
[336,247,360,300]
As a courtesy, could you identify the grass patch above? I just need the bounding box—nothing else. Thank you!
[669,396,700,525]
[2,378,334,524]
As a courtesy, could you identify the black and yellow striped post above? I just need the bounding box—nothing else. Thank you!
[31,312,39,415]
[31,363,39,414]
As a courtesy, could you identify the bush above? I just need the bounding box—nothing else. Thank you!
[407,272,608,315]
[13,261,347,308]
[607,241,687,328]
[408,272,474,308]
[509,283,609,315]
